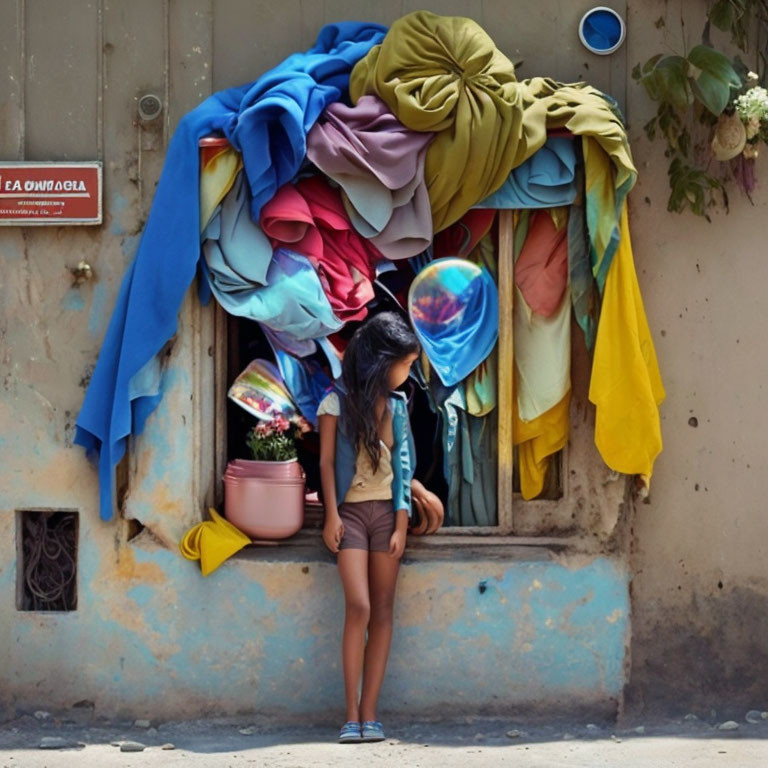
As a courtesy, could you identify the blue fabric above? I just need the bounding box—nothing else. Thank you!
[204,241,343,339]
[201,172,273,289]
[74,21,386,520]
[330,382,415,518]
[269,334,341,428]
[273,349,332,429]
[474,137,577,209]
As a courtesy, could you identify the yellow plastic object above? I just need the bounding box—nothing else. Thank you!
[589,203,665,481]
[180,508,251,577]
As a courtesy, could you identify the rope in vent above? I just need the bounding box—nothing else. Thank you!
[21,512,77,611]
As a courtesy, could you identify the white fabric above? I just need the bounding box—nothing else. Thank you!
[514,284,571,422]
[317,391,341,417]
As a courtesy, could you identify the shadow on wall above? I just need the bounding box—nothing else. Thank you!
[626,586,768,718]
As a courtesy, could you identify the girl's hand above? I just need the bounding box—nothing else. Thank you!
[388,526,406,559]
[323,514,344,554]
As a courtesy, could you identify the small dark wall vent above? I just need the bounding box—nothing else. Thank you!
[16,510,78,612]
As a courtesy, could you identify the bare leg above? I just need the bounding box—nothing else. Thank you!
[337,549,370,722]
[359,551,400,722]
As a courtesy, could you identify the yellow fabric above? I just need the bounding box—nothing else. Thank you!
[200,147,242,233]
[589,204,665,479]
[514,383,571,501]
[350,10,636,233]
[180,508,250,577]
[466,352,497,417]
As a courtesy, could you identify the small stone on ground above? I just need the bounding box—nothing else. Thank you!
[120,740,146,752]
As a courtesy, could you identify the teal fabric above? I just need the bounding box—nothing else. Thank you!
[202,172,273,288]
[475,137,578,210]
[567,158,599,349]
[431,381,497,527]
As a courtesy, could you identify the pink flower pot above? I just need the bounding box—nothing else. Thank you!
[224,472,305,540]
[227,458,304,480]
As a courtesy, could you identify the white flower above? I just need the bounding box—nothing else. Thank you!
[735,86,768,123]
[748,70,759,81]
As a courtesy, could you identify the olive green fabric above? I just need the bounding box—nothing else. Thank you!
[350,10,637,238]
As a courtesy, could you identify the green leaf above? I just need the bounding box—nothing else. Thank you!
[643,53,664,74]
[709,0,735,31]
[643,116,658,141]
[645,55,691,108]
[667,157,724,217]
[687,45,741,115]
[687,45,742,87]
[690,72,733,114]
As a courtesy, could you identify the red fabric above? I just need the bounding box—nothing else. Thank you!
[515,210,568,318]
[433,209,496,259]
[260,175,382,321]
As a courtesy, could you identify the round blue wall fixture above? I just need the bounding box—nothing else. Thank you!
[579,7,626,55]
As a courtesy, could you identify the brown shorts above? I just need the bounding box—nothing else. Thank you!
[338,500,395,552]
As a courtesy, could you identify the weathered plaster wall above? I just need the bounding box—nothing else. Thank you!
[0,536,629,720]
[625,1,768,715]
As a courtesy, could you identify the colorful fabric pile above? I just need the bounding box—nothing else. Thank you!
[76,10,663,526]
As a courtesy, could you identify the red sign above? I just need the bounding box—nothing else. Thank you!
[0,162,102,225]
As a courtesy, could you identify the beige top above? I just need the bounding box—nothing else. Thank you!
[317,392,393,503]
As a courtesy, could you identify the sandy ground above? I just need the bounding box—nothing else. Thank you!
[1,716,768,767]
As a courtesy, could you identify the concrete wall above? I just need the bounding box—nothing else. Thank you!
[2,0,763,721]
[624,1,768,716]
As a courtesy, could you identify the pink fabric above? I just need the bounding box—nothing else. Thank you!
[260,175,382,321]
[306,95,434,260]
[515,210,568,318]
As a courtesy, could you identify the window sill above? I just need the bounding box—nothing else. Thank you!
[232,528,580,563]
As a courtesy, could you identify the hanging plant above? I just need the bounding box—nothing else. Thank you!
[633,1,768,217]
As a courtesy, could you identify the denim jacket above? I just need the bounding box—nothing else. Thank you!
[331,383,416,518]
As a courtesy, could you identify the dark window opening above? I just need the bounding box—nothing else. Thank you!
[16,510,78,612]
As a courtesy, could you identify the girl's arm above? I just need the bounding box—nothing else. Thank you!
[318,412,344,553]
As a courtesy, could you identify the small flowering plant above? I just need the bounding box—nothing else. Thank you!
[246,413,311,462]
[734,72,768,154]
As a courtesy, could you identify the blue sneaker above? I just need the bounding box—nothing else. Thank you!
[361,720,385,742]
[338,721,362,743]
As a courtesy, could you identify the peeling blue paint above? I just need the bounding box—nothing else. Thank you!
[126,584,155,607]
[87,282,107,336]
[61,289,85,313]
[108,194,130,236]
[7,534,628,718]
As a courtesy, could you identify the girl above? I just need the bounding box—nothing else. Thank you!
[317,311,419,744]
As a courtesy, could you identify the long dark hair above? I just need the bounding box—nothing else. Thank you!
[341,312,419,472]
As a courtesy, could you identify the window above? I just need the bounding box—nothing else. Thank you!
[207,159,626,550]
